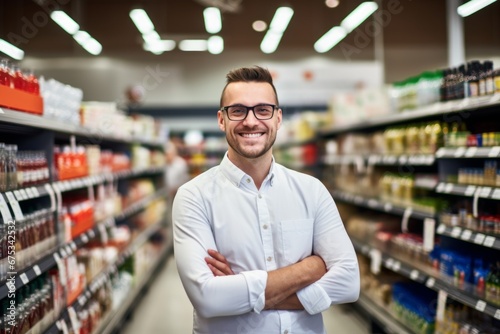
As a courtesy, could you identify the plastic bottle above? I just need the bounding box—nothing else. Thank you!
[0,59,14,88]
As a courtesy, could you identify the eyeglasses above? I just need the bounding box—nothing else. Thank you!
[221,104,278,121]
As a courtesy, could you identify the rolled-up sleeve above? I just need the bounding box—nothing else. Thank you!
[173,186,268,318]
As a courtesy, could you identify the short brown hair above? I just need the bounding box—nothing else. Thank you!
[219,66,279,107]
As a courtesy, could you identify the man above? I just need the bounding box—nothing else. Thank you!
[173,66,359,334]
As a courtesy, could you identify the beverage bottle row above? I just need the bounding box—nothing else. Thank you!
[0,58,40,95]
[0,143,49,192]
[440,60,496,102]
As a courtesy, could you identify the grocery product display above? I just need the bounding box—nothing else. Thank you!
[317,77,500,333]
[0,78,172,334]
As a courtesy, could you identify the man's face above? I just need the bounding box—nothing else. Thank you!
[218,81,282,161]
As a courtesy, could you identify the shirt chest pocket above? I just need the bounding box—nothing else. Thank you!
[279,219,314,265]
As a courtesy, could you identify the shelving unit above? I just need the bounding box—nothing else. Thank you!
[318,95,500,332]
[0,105,172,334]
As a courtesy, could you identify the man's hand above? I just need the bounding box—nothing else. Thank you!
[205,249,234,276]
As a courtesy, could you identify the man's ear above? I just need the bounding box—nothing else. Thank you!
[217,110,225,131]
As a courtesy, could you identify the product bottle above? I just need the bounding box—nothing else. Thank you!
[484,61,495,95]
[0,59,14,88]
[468,61,480,98]
[455,65,466,100]
[5,145,18,191]
[479,62,486,96]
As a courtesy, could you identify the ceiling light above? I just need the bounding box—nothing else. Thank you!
[314,26,347,53]
[325,0,340,8]
[73,31,102,55]
[252,20,267,32]
[130,8,155,34]
[82,38,102,56]
[0,38,24,60]
[260,6,294,54]
[269,7,294,33]
[341,2,378,33]
[204,7,222,34]
[260,31,283,54]
[144,40,176,54]
[457,0,497,17]
[207,36,224,54]
[179,39,208,51]
[143,31,161,44]
[50,10,80,35]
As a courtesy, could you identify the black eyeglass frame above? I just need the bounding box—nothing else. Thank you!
[221,104,279,121]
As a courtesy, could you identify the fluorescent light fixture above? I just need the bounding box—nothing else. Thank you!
[130,8,155,34]
[0,38,24,60]
[269,7,294,33]
[82,38,102,55]
[179,39,208,51]
[260,31,282,54]
[259,6,294,53]
[458,0,497,17]
[73,31,102,55]
[144,40,176,54]
[143,31,161,44]
[208,36,223,54]
[314,26,347,53]
[50,11,80,35]
[73,30,91,45]
[204,7,222,34]
[341,2,378,33]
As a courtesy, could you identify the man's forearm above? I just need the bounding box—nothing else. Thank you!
[264,255,326,309]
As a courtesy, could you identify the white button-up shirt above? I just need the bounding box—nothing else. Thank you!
[173,154,359,334]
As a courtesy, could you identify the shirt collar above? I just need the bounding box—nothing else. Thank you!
[220,152,276,188]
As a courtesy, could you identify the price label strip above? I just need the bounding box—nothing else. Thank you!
[0,194,13,221]
[423,218,436,251]
[5,192,24,220]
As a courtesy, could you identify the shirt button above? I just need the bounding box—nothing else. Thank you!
[258,194,262,199]
[284,331,289,334]
[263,224,268,229]
[267,256,272,262]
[246,178,251,183]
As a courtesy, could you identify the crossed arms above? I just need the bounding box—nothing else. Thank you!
[205,249,327,310]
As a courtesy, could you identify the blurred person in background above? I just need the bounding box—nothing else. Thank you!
[165,140,189,199]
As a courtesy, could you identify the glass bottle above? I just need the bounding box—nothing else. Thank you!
[0,59,14,88]
[484,61,495,95]
[12,64,26,92]
[5,145,18,191]
[468,61,480,98]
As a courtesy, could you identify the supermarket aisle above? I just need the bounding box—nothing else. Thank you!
[122,255,370,334]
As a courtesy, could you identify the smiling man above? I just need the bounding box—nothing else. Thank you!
[173,66,359,334]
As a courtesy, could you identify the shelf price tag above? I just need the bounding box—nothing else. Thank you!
[25,187,34,199]
[436,224,446,234]
[494,309,500,320]
[451,226,462,238]
[0,194,13,222]
[460,229,472,241]
[444,183,454,193]
[31,187,39,197]
[465,185,476,196]
[369,249,382,275]
[473,188,481,218]
[384,202,393,212]
[454,147,466,157]
[392,261,401,272]
[410,270,419,281]
[435,148,445,158]
[436,183,445,193]
[483,236,496,248]
[19,189,28,200]
[13,190,22,201]
[488,146,500,157]
[81,233,89,244]
[480,187,492,198]
[475,300,486,312]
[59,320,69,334]
[465,147,478,157]
[33,265,41,276]
[19,273,29,285]
[384,258,394,270]
[437,290,448,322]
[474,233,486,245]
[5,192,24,220]
[426,277,436,288]
[492,189,500,200]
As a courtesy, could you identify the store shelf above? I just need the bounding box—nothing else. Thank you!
[0,217,114,300]
[351,239,500,320]
[331,190,436,220]
[320,94,500,136]
[45,221,172,334]
[0,107,164,147]
[356,293,414,334]
[436,224,500,250]
[436,146,500,159]
[6,184,50,202]
[52,167,165,193]
[435,182,500,199]
[0,186,166,300]
[325,154,435,166]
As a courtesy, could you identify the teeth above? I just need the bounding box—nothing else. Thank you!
[242,133,262,138]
